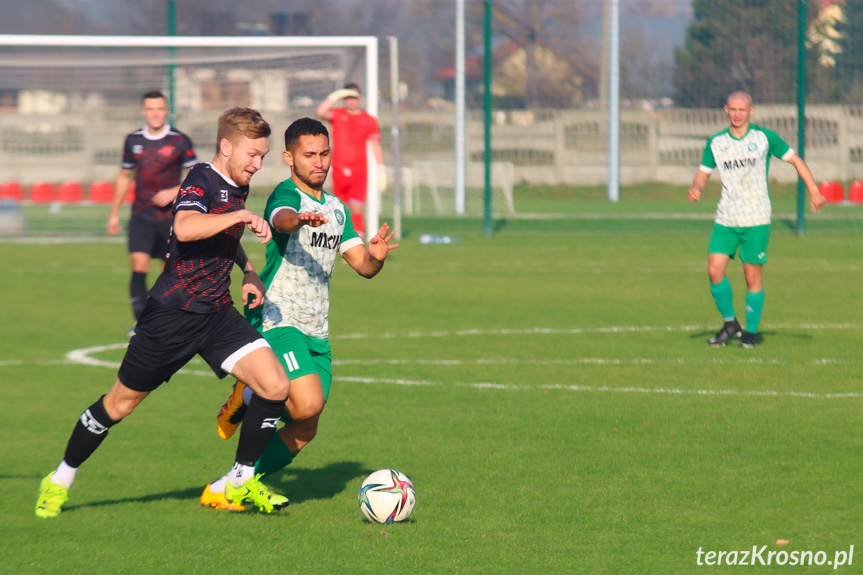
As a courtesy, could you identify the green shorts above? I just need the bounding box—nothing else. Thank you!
[708,223,770,265]
[264,326,333,401]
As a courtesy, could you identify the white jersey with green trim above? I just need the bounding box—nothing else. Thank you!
[699,124,794,227]
[257,178,363,339]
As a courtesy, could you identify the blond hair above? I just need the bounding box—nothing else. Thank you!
[216,107,271,151]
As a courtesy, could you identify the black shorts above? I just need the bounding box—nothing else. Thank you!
[128,216,173,259]
[118,298,270,392]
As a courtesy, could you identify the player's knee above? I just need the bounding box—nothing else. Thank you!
[273,377,291,402]
[290,395,325,421]
[256,376,290,402]
[103,395,135,421]
[707,265,724,283]
[742,267,762,288]
[745,276,762,291]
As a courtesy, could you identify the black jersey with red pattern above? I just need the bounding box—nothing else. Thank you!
[149,163,248,314]
[122,125,197,221]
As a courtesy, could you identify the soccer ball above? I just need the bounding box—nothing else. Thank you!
[358,469,416,524]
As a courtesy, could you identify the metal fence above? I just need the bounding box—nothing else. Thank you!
[2,1,863,236]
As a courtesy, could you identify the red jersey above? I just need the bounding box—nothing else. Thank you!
[329,108,380,169]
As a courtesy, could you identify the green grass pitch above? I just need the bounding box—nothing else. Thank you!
[1,222,861,574]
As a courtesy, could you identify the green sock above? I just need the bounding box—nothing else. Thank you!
[254,433,296,478]
[745,290,765,334]
[709,277,736,321]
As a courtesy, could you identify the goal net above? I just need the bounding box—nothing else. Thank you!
[392,161,515,216]
[0,35,379,237]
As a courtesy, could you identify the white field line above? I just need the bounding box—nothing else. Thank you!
[337,377,863,399]
[332,322,863,340]
[334,358,787,366]
[9,322,858,400]
[65,343,212,376]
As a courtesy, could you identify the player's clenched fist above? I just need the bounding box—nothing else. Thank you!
[239,210,272,243]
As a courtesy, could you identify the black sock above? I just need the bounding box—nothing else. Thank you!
[63,395,121,468]
[235,394,285,467]
[130,271,147,321]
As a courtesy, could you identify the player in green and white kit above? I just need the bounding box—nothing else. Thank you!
[201,118,398,510]
[688,91,825,349]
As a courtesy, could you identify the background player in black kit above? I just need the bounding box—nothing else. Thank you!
[36,107,292,517]
[107,90,198,334]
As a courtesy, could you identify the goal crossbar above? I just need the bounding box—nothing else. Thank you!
[0,34,382,234]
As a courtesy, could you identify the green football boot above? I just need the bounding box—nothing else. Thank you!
[35,474,68,518]
[225,474,289,513]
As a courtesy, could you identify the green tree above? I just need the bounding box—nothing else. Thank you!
[673,0,814,107]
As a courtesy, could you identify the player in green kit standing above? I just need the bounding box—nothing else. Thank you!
[201,117,398,510]
[688,91,826,349]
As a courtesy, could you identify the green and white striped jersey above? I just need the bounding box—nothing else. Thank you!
[256,178,362,339]
[699,124,793,227]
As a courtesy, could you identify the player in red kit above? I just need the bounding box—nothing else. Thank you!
[316,83,385,238]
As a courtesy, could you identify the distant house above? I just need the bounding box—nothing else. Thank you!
[435,56,484,104]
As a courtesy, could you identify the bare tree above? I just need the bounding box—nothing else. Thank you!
[492,0,591,107]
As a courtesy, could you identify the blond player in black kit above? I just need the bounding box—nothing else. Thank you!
[36,108,291,517]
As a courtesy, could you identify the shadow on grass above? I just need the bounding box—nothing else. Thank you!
[266,460,373,504]
[60,460,370,512]
[688,330,810,345]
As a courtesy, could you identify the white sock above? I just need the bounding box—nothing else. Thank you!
[50,460,77,489]
[242,386,253,405]
[228,462,256,487]
[208,472,231,493]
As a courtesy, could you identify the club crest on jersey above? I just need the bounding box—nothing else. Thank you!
[132,144,144,154]
[182,186,205,197]
[220,189,229,202]
[335,210,345,225]
[748,143,758,152]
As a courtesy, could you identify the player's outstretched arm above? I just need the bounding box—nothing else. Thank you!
[271,210,328,235]
[173,209,271,244]
[343,222,399,279]
[786,154,826,213]
[688,170,710,202]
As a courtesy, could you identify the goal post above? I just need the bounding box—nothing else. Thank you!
[0,34,381,236]
[401,160,515,216]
